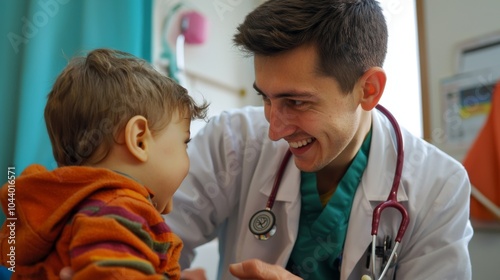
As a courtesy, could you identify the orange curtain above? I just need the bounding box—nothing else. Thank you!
[463,81,500,221]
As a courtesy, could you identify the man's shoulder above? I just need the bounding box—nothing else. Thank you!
[207,106,269,139]
[218,106,266,124]
[401,132,468,187]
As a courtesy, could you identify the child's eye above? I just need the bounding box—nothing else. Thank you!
[185,138,191,145]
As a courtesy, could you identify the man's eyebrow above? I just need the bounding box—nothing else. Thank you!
[253,82,316,99]
[253,82,264,95]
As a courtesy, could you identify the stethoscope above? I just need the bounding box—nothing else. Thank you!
[248,104,409,280]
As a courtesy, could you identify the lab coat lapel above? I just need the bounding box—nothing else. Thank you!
[238,148,301,266]
[258,153,300,204]
[341,180,374,279]
[275,160,302,266]
[363,110,409,201]
[256,154,302,266]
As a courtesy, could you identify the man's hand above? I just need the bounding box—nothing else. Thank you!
[229,259,302,280]
[181,267,208,280]
[59,267,74,280]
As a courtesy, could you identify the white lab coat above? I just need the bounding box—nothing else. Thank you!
[165,106,473,280]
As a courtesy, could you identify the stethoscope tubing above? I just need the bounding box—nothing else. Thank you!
[370,104,409,243]
[368,104,409,280]
[267,149,293,210]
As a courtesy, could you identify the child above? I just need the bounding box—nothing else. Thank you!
[0,48,208,279]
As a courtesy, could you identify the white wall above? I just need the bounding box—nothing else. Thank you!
[422,0,500,279]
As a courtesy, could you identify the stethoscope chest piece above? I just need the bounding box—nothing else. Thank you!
[249,208,277,240]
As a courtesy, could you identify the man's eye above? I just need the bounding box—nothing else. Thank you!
[257,92,267,99]
[289,99,306,106]
[257,92,270,102]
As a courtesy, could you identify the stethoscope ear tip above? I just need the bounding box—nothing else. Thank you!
[361,275,372,280]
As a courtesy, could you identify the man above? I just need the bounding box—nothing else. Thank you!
[166,0,473,279]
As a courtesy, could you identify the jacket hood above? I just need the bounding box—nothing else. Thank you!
[0,164,149,267]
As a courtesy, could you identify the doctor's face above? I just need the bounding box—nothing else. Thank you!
[254,44,368,173]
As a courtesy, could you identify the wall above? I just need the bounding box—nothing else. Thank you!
[421,0,500,279]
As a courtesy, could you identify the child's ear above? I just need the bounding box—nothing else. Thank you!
[359,67,386,111]
[124,116,151,162]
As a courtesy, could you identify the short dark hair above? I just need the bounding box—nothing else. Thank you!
[45,48,208,166]
[233,0,388,93]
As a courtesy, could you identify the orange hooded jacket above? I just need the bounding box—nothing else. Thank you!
[1,164,182,279]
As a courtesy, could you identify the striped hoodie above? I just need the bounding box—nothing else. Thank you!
[0,164,182,279]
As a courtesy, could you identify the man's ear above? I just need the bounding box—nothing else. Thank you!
[124,115,150,162]
[359,67,386,111]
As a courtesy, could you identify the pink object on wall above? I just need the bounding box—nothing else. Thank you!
[180,11,208,45]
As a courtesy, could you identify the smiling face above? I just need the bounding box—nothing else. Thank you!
[146,111,191,214]
[254,44,373,174]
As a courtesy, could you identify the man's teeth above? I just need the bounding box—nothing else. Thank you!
[289,138,313,149]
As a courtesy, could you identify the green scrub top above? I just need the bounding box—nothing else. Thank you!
[287,130,372,279]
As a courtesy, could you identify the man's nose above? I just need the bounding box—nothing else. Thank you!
[267,104,293,141]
